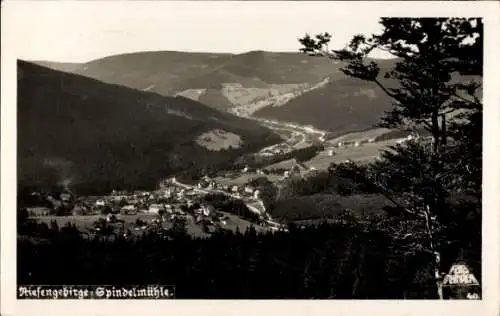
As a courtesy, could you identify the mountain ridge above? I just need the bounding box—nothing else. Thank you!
[31,50,400,135]
[18,60,280,195]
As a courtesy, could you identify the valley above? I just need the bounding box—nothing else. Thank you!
[20,50,423,239]
[21,50,414,219]
[22,46,454,245]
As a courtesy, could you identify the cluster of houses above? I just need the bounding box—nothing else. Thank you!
[331,138,376,150]
[325,134,425,158]
[240,161,315,182]
[258,142,293,158]
[26,189,83,217]
[240,166,271,176]
[282,164,318,179]
[331,133,426,150]
[395,134,424,144]
[92,190,165,215]
[43,185,206,219]
[26,171,280,236]
[193,175,262,201]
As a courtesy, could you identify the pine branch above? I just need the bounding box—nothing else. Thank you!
[373,78,399,100]
[451,91,482,108]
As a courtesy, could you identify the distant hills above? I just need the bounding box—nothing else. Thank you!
[253,76,395,137]
[34,50,398,135]
[18,60,280,195]
[34,50,343,94]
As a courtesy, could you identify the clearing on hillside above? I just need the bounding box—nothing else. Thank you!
[195,129,243,151]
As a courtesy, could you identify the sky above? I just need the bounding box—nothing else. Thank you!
[5,1,395,63]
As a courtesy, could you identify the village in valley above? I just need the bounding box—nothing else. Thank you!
[24,124,429,240]
[25,166,290,239]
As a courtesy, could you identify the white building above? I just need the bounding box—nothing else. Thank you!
[112,195,126,202]
[199,205,212,217]
[27,207,51,217]
[122,205,137,212]
[164,189,173,199]
[244,186,254,194]
[284,170,290,178]
[95,200,105,207]
[253,190,261,199]
[164,204,173,213]
[202,207,210,217]
[328,149,334,156]
[354,141,360,147]
[148,204,164,214]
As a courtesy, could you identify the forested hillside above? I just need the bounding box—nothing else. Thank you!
[18,61,280,195]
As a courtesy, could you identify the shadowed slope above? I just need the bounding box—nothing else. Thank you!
[18,60,280,195]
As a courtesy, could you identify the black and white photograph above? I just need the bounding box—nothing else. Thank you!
[1,1,499,315]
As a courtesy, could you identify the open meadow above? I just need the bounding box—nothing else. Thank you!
[31,211,268,238]
[305,140,396,168]
[328,127,391,143]
[265,138,399,171]
[214,172,283,186]
[32,214,158,232]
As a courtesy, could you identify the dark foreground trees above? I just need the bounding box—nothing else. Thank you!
[18,220,461,299]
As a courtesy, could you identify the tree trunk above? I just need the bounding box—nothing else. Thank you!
[431,112,441,154]
[434,252,444,299]
[423,205,443,299]
[441,114,447,147]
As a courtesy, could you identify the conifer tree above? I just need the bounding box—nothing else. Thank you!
[299,18,482,299]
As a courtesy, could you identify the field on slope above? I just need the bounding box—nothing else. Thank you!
[18,61,280,195]
[271,193,390,223]
[254,75,395,136]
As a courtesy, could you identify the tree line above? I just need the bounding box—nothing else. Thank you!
[19,215,473,299]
